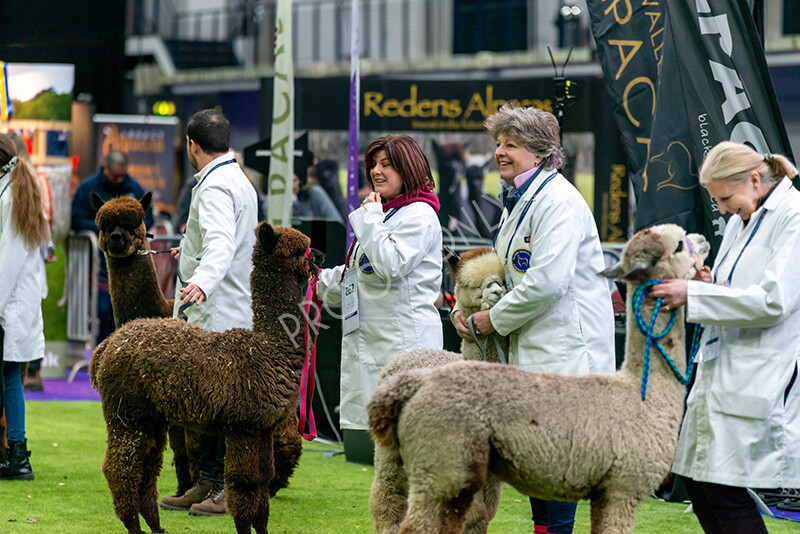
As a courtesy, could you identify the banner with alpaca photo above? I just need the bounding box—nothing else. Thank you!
[587,0,794,260]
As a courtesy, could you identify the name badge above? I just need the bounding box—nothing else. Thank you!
[342,267,360,336]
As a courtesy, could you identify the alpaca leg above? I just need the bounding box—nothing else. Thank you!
[399,436,488,534]
[370,444,408,534]
[253,431,274,534]
[102,424,147,534]
[225,433,270,534]
[462,476,503,534]
[139,425,168,534]
[168,425,193,496]
[268,414,302,497]
[589,492,639,534]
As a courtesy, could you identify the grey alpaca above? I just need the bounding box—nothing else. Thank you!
[370,247,508,534]
[368,224,709,534]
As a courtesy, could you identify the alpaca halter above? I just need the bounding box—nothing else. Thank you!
[632,280,701,401]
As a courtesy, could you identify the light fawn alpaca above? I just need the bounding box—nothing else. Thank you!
[368,224,709,534]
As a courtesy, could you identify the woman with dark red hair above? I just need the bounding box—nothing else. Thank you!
[316,134,443,452]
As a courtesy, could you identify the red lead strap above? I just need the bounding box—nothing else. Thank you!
[299,249,322,440]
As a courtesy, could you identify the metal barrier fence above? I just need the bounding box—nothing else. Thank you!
[66,231,99,344]
[65,231,181,346]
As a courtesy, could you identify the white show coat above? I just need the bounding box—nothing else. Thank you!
[673,177,800,488]
[0,173,46,363]
[174,153,258,333]
[317,201,443,430]
[489,170,615,375]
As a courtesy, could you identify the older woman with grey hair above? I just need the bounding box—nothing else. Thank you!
[452,104,615,534]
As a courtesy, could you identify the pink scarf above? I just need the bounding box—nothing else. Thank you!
[381,189,440,212]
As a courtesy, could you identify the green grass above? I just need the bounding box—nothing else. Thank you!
[3,402,795,533]
[42,251,67,341]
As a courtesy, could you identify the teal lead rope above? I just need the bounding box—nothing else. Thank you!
[632,280,702,401]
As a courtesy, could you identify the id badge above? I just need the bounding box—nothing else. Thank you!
[696,325,721,363]
[342,267,360,336]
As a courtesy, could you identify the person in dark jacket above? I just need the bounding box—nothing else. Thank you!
[70,150,153,345]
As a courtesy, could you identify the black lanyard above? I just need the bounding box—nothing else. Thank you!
[495,172,558,259]
[200,158,237,182]
[341,207,400,281]
[713,208,768,285]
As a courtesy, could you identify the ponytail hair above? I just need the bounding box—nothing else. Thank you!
[700,141,798,188]
[0,133,46,248]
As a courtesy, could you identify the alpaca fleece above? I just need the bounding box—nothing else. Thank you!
[368,224,709,534]
[91,223,315,534]
[370,248,507,534]
[93,193,301,497]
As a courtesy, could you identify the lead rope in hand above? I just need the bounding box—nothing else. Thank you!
[632,280,701,401]
[467,315,507,365]
[299,249,321,440]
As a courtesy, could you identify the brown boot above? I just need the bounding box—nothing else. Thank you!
[188,480,227,516]
[159,477,214,511]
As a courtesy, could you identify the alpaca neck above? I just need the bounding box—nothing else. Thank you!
[620,283,688,401]
[106,253,171,325]
[251,269,304,340]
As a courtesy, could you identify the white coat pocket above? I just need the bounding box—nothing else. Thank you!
[710,346,783,420]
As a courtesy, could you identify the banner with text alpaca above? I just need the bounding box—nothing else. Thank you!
[587,0,794,260]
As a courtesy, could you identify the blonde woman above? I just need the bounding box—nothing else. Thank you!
[652,141,800,533]
[0,133,48,480]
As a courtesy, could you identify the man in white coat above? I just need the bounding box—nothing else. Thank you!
[159,109,258,516]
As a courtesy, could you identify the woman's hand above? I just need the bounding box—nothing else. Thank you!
[469,310,496,337]
[649,279,688,311]
[453,310,497,340]
[361,191,381,206]
[693,265,711,283]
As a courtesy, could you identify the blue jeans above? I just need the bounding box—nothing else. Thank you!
[530,497,578,534]
[2,362,26,442]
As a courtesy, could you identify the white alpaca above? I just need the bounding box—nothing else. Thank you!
[369,247,507,534]
[368,224,709,534]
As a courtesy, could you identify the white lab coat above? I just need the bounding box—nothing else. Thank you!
[174,153,258,333]
[673,177,800,488]
[317,201,443,430]
[0,173,46,363]
[488,170,615,375]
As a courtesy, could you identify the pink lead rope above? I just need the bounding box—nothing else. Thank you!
[299,248,321,440]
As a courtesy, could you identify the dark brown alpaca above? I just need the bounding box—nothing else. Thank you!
[92,192,194,496]
[91,223,318,534]
[92,194,303,500]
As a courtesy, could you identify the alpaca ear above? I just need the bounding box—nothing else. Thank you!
[139,191,152,212]
[619,260,655,282]
[442,246,461,273]
[91,192,105,213]
[257,222,278,254]
[599,259,653,282]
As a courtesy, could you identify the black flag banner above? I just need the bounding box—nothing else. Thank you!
[588,0,795,259]
[586,0,663,184]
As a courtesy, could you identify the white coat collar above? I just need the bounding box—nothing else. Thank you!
[195,152,236,183]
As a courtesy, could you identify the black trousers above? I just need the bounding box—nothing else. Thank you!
[197,432,225,480]
[682,476,768,534]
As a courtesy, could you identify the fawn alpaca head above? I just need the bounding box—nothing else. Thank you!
[600,224,709,283]
[92,192,152,258]
[446,247,506,313]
